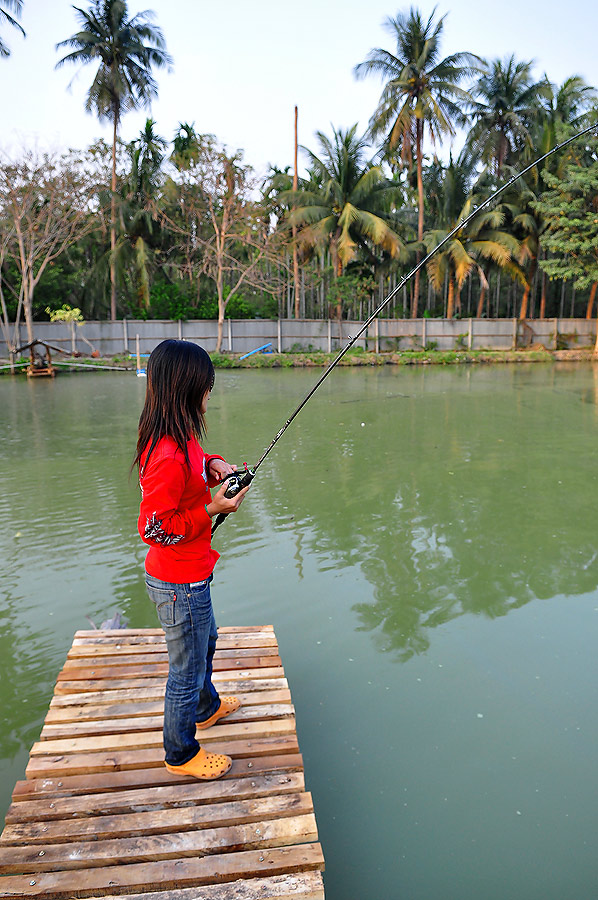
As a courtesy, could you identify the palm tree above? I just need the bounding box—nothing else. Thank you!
[424,157,523,318]
[56,0,171,320]
[282,125,406,318]
[464,55,547,177]
[354,6,480,317]
[118,118,166,308]
[0,0,24,57]
[537,75,597,161]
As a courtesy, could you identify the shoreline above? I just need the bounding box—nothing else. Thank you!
[1,347,596,374]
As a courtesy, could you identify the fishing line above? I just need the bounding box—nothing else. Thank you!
[212,121,598,534]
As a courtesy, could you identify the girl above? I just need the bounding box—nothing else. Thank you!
[134,339,249,780]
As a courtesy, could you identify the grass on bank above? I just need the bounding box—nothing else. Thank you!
[1,346,595,375]
[209,347,594,368]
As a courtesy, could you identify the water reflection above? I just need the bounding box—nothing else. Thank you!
[235,364,598,661]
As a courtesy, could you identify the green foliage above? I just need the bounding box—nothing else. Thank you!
[325,273,377,317]
[142,282,262,321]
[283,125,406,282]
[455,332,468,349]
[535,153,598,290]
[56,1,172,126]
[45,304,84,323]
[148,283,194,320]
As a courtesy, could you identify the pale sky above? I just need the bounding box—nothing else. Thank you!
[1,0,597,177]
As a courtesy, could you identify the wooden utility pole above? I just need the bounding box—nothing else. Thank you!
[293,105,300,319]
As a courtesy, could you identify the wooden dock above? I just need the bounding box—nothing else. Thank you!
[0,626,324,899]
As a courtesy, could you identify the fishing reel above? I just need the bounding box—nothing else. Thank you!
[223,466,255,498]
[211,466,255,535]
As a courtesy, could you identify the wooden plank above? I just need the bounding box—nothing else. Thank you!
[25,736,300,778]
[73,625,274,638]
[41,704,295,738]
[0,813,318,872]
[0,843,324,899]
[54,668,285,693]
[50,673,290,709]
[0,792,313,845]
[5,772,305,824]
[63,648,281,667]
[79,872,325,900]
[45,689,292,722]
[31,718,296,755]
[56,657,282,681]
[49,681,289,706]
[69,636,279,654]
[11,753,305,801]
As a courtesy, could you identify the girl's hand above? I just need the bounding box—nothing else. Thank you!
[206,482,250,518]
[208,458,235,482]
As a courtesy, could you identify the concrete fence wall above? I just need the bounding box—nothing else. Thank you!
[2,316,596,359]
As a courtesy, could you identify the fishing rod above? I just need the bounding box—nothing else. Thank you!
[212,121,598,534]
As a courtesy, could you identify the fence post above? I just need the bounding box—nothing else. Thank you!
[512,317,518,350]
[375,318,379,354]
[422,317,426,349]
[123,318,129,354]
[553,317,558,350]
[468,317,473,350]
[228,318,233,352]
[327,319,332,354]
[277,318,282,353]
[177,319,182,340]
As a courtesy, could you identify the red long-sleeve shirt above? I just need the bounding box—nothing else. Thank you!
[138,436,224,583]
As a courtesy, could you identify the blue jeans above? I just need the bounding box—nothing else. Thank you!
[145,572,221,766]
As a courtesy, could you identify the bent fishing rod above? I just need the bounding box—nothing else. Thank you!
[212,121,598,535]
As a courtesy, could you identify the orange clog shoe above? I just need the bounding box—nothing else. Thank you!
[196,696,241,729]
[165,747,232,780]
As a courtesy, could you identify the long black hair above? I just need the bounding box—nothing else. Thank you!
[133,340,215,473]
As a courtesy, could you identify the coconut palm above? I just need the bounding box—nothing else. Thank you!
[56,0,171,320]
[118,118,167,308]
[424,158,523,318]
[0,0,24,58]
[537,75,597,160]
[354,6,480,317]
[464,55,547,177]
[282,124,406,317]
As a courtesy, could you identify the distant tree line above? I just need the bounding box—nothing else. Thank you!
[1,1,598,352]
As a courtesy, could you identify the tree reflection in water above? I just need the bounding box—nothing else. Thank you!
[255,363,598,661]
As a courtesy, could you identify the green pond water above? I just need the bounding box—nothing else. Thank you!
[1,363,598,899]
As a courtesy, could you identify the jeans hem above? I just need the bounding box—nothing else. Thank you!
[165,742,200,767]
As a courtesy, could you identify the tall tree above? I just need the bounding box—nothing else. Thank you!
[464,55,546,176]
[535,151,598,331]
[56,0,171,320]
[283,124,406,318]
[0,0,24,58]
[163,135,288,351]
[537,75,597,162]
[354,6,479,317]
[0,150,101,343]
[424,155,522,318]
[117,118,167,309]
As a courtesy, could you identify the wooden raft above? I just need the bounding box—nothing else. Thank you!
[0,626,324,900]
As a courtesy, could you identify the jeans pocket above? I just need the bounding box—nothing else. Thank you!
[146,583,176,627]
